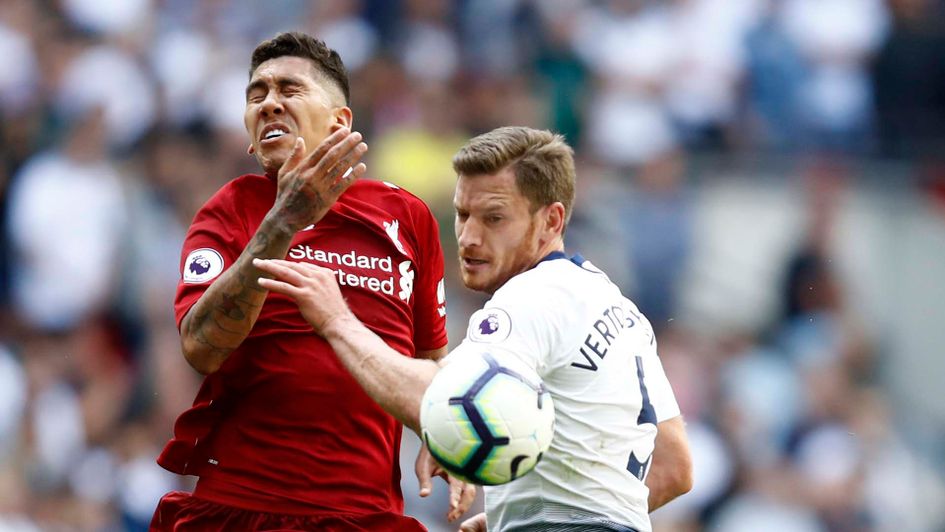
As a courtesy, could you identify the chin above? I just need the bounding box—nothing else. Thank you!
[463,274,503,294]
[460,273,488,293]
[258,153,288,175]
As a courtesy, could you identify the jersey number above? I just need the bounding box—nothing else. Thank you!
[626,356,657,481]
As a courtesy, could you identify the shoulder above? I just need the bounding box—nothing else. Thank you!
[491,257,618,322]
[345,179,437,219]
[196,173,274,216]
[212,173,274,203]
[188,174,273,236]
[501,257,603,301]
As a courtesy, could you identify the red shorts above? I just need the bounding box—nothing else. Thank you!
[150,491,427,531]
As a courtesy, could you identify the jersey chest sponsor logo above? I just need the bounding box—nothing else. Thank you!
[183,248,224,284]
[468,307,512,343]
[288,244,413,301]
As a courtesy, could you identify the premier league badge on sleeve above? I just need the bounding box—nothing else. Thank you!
[468,308,512,343]
[183,248,224,284]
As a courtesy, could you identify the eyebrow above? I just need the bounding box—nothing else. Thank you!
[454,202,509,215]
[245,75,307,99]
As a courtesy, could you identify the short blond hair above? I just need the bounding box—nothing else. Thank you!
[452,126,576,224]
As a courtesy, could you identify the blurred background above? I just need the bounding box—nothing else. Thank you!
[1,0,944,530]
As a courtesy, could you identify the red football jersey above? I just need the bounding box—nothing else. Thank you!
[158,175,448,517]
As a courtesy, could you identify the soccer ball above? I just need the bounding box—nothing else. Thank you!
[420,351,555,485]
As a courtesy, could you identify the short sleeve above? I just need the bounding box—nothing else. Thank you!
[173,187,248,329]
[447,284,559,377]
[408,200,448,352]
[640,338,680,423]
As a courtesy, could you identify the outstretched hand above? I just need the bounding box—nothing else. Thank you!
[272,128,368,233]
[415,444,477,523]
[253,259,352,334]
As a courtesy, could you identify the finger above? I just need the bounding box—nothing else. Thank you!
[416,452,434,498]
[456,482,477,519]
[418,476,433,498]
[264,259,326,278]
[449,482,476,520]
[447,478,474,522]
[301,128,357,174]
[297,261,338,276]
[349,162,368,179]
[279,137,307,176]
[326,161,366,199]
[297,127,350,172]
[458,513,486,532]
[257,277,302,297]
[310,133,364,182]
[447,477,462,520]
[331,142,368,180]
[326,148,367,191]
[252,258,308,285]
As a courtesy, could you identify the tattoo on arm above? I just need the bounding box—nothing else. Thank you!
[181,216,296,373]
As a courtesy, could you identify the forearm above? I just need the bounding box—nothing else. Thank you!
[646,464,682,511]
[645,416,693,512]
[181,214,296,374]
[322,314,439,433]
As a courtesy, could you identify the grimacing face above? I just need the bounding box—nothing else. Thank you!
[244,56,350,177]
[454,168,549,294]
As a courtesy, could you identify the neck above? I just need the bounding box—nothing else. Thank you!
[533,238,565,266]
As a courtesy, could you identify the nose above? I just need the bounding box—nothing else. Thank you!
[259,91,284,118]
[456,218,481,249]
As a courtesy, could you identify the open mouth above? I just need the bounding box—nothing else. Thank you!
[259,123,291,143]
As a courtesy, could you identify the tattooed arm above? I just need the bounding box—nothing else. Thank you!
[180,129,368,374]
[180,218,295,374]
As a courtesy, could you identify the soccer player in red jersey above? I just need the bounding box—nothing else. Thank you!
[150,32,471,531]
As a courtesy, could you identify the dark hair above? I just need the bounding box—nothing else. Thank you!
[249,32,350,105]
[453,126,576,225]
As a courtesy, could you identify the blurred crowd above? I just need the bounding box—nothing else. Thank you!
[1,0,944,531]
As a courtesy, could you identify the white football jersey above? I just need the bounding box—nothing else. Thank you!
[448,252,680,532]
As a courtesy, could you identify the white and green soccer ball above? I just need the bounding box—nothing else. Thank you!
[420,351,555,485]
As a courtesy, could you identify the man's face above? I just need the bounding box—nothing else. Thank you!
[454,168,545,294]
[244,56,346,176]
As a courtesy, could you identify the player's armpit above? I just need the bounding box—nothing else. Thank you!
[645,415,693,512]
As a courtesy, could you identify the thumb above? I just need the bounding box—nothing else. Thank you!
[458,513,486,532]
[418,466,433,498]
[416,443,442,498]
[280,137,306,176]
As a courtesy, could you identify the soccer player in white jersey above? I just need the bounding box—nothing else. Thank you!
[254,126,693,531]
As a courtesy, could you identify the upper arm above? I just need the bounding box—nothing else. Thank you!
[175,186,246,330]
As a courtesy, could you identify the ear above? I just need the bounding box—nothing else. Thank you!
[331,106,353,132]
[247,144,255,155]
[542,202,566,241]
